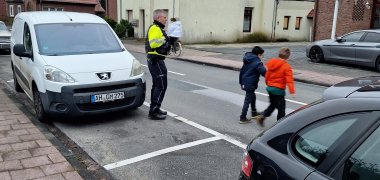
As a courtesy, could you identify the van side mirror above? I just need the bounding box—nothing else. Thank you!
[13,44,33,58]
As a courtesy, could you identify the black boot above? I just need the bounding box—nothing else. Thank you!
[239,116,252,124]
[158,109,167,115]
[149,112,166,120]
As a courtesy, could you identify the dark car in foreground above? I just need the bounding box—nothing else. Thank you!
[306,30,380,72]
[239,76,380,180]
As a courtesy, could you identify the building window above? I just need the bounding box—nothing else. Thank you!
[127,10,133,22]
[43,7,64,11]
[17,5,22,14]
[352,0,365,21]
[283,16,290,30]
[9,5,14,17]
[243,7,253,32]
[295,17,302,30]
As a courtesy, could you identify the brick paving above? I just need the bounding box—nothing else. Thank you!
[0,89,83,180]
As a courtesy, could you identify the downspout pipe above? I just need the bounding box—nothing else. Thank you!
[331,0,339,40]
[271,0,279,41]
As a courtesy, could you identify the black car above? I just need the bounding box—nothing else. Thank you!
[239,76,380,180]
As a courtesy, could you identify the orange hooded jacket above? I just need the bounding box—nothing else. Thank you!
[265,58,296,94]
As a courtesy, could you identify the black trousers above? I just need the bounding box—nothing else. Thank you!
[263,91,286,120]
[147,56,167,113]
[241,90,256,118]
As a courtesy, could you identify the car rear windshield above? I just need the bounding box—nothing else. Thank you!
[35,23,123,56]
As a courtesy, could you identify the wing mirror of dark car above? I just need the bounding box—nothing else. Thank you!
[13,44,33,59]
[336,37,346,42]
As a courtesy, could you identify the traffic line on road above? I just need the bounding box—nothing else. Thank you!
[103,102,247,170]
[183,80,308,106]
[7,80,14,83]
[103,136,222,170]
[144,101,247,149]
[254,91,307,105]
[141,64,186,76]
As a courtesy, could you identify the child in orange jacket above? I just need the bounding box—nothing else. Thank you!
[255,47,296,127]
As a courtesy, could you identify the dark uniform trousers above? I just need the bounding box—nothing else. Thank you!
[147,55,168,114]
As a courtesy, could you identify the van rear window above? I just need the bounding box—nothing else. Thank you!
[35,23,122,56]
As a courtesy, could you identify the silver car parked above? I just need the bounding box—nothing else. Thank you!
[306,30,380,72]
[0,21,11,53]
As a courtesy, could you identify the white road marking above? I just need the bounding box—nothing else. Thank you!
[141,64,185,76]
[104,136,222,170]
[143,102,247,148]
[7,80,14,83]
[103,102,247,170]
[254,91,307,106]
[183,80,308,106]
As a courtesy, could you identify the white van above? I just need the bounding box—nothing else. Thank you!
[11,12,146,122]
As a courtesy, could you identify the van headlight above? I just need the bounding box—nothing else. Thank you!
[44,66,75,83]
[130,59,143,77]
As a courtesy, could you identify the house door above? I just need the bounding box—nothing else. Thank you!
[372,0,380,28]
[139,10,145,38]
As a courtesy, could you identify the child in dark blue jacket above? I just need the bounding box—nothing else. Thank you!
[239,46,266,124]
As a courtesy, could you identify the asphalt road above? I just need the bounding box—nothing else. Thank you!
[189,45,380,79]
[0,51,326,179]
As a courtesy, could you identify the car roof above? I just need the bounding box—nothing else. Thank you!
[323,76,380,100]
[15,11,106,25]
[351,29,380,33]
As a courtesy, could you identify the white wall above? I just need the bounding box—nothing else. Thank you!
[119,0,314,43]
[178,0,256,43]
[275,1,314,41]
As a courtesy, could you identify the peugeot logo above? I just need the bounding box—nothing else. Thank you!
[96,72,111,80]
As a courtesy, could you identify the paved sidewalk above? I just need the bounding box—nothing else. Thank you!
[123,40,351,87]
[0,87,83,180]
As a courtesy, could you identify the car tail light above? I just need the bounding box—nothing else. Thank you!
[241,151,253,177]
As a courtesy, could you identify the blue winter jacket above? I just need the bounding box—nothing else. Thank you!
[239,52,266,91]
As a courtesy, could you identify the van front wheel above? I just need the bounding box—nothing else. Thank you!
[33,86,50,123]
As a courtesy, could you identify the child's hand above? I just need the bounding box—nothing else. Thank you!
[291,94,296,99]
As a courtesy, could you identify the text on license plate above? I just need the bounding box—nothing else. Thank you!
[91,92,124,103]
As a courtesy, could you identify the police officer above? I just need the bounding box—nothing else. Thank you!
[146,9,170,120]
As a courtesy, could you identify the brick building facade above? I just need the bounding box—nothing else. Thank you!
[0,0,6,21]
[314,0,378,40]
[1,0,117,24]
[103,0,117,21]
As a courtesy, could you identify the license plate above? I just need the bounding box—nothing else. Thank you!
[91,92,124,103]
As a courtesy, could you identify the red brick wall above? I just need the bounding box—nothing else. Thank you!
[0,0,7,21]
[40,3,95,14]
[314,0,373,40]
[107,0,117,21]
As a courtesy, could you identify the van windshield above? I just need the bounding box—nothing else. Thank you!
[35,23,123,56]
